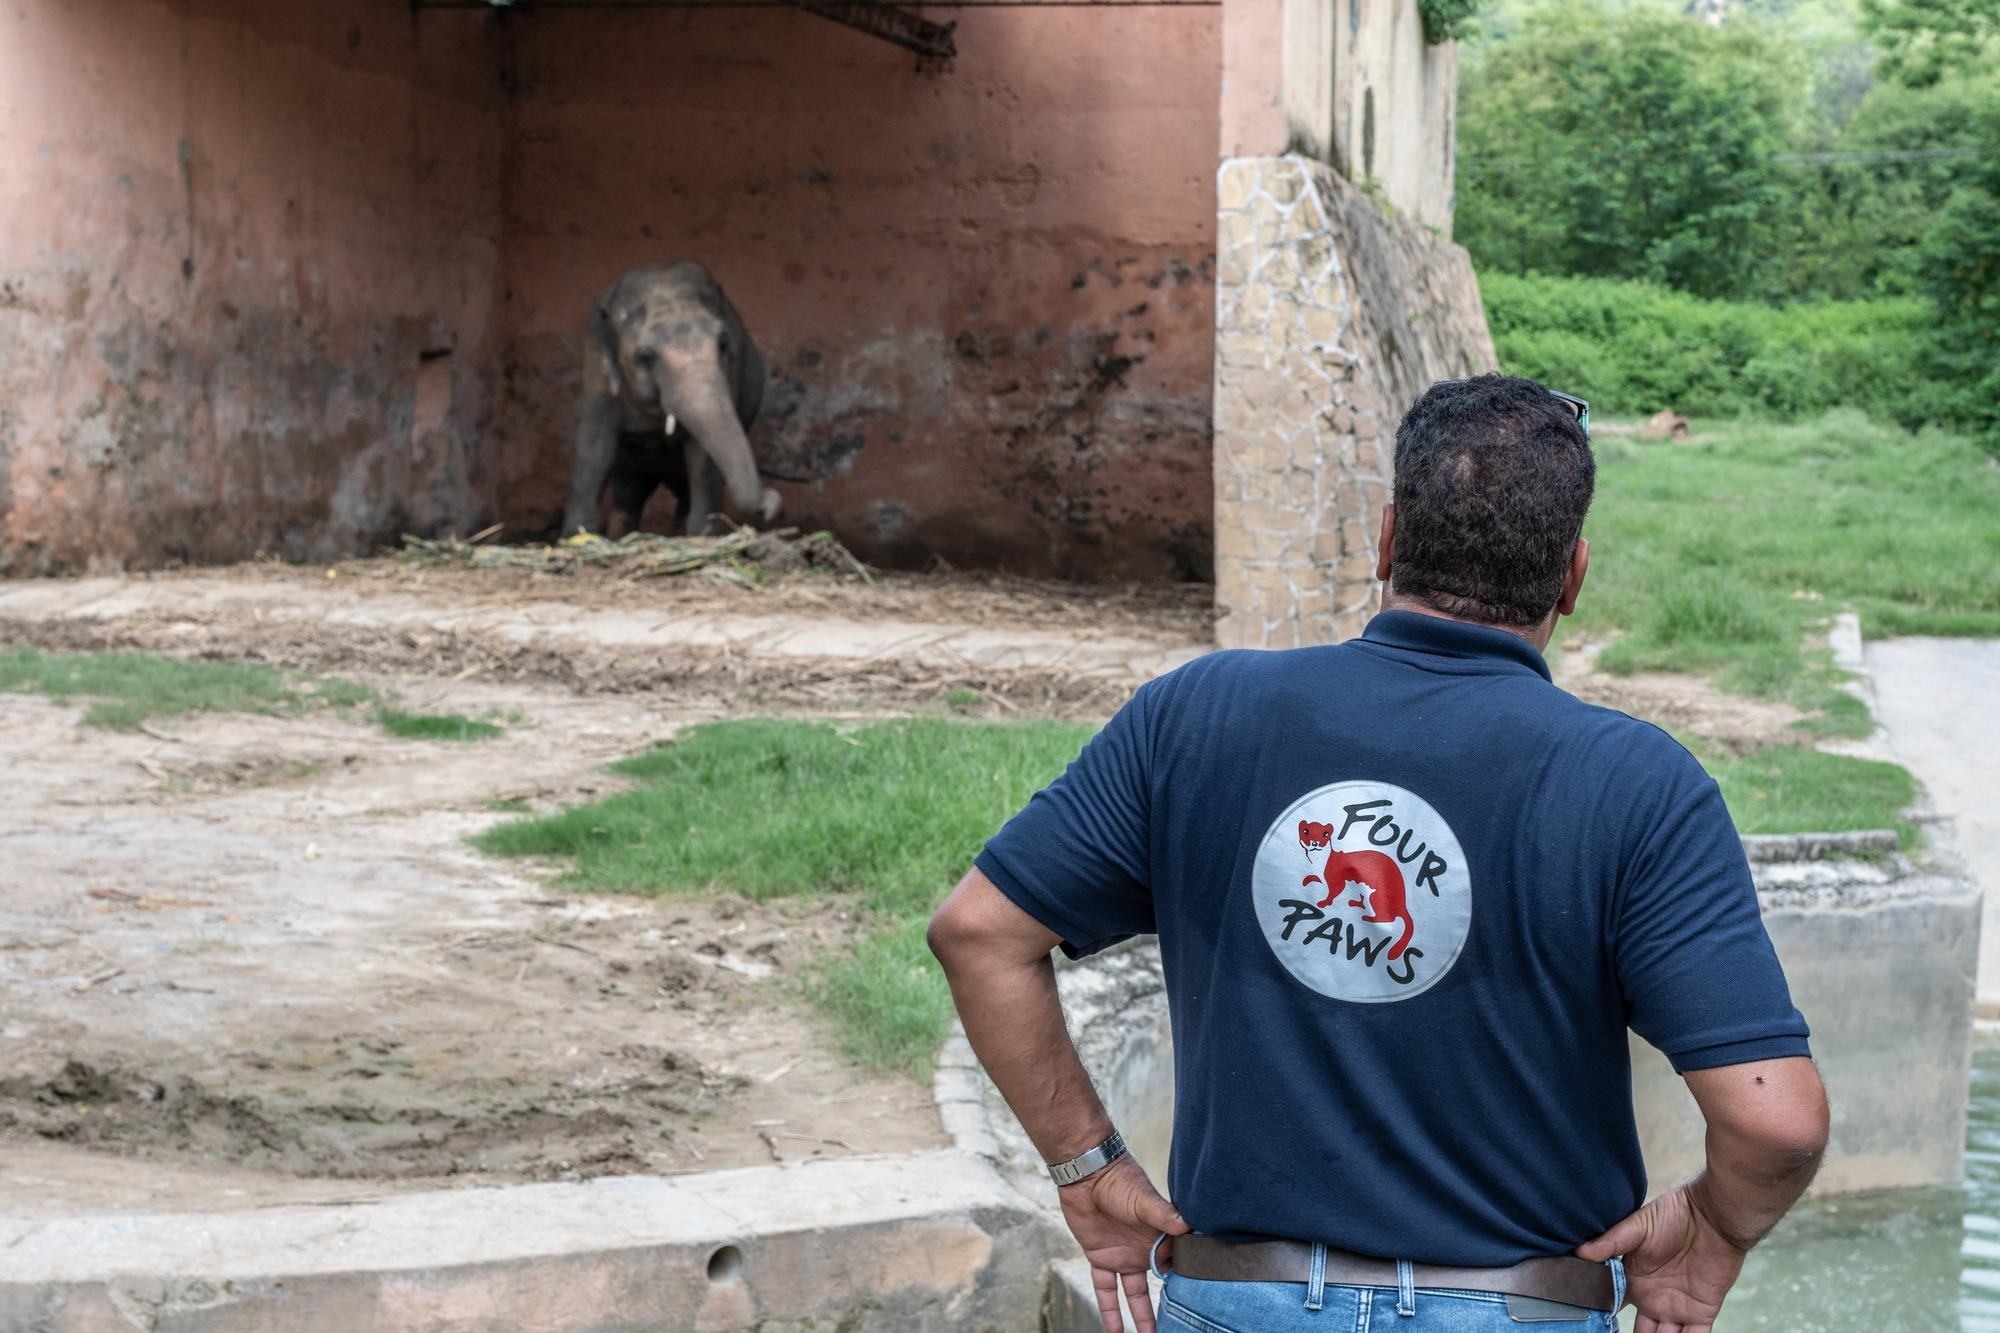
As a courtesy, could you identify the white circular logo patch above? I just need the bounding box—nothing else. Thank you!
[1252,781,1473,1002]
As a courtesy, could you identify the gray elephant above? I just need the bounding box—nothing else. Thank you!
[564,262,781,538]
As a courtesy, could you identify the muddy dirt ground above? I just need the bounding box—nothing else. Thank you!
[0,564,1212,1216]
[0,563,1780,1216]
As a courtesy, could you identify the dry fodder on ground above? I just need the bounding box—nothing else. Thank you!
[0,612,1141,720]
[395,527,872,583]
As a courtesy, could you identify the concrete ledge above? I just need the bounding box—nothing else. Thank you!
[1740,829,1900,864]
[1635,857,1980,1193]
[0,1152,1062,1332]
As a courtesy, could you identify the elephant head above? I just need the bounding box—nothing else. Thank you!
[606,288,775,522]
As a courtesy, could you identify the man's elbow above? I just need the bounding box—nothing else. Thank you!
[925,905,960,965]
[1744,1081,1831,1178]
[926,891,982,971]
[928,868,1062,976]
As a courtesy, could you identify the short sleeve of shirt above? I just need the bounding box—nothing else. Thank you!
[1616,758,1812,1072]
[974,681,1159,958]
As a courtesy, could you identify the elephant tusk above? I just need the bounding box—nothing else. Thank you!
[664,413,678,437]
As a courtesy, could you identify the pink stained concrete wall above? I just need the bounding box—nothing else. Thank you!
[495,7,1221,579]
[0,0,505,573]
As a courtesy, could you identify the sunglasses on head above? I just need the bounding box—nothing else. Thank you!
[1546,390,1591,434]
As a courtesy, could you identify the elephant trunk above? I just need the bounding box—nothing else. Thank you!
[670,377,765,518]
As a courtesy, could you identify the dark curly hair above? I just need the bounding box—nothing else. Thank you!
[1389,374,1596,628]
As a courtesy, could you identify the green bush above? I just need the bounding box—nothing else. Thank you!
[1482,272,1953,426]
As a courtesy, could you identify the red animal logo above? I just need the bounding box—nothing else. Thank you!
[1298,821,1416,961]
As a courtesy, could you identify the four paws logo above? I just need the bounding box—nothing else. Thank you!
[1252,782,1472,1002]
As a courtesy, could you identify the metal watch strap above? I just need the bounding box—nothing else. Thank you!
[1047,1130,1127,1187]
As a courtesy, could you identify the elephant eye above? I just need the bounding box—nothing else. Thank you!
[634,347,658,366]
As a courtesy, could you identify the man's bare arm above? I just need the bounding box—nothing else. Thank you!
[928,868,1187,1333]
[1579,1056,1828,1333]
[927,867,1113,1161]
[1683,1056,1830,1247]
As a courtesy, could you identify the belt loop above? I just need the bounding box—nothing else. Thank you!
[1148,1232,1172,1282]
[1395,1259,1415,1317]
[1304,1240,1327,1312]
[1607,1256,1627,1321]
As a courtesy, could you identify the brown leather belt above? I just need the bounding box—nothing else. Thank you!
[1171,1236,1617,1312]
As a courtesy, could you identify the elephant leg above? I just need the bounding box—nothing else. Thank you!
[662,438,693,534]
[604,436,669,539]
[684,445,730,537]
[564,393,623,536]
[605,467,655,540]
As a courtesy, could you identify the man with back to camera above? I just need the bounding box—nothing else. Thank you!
[928,374,1829,1333]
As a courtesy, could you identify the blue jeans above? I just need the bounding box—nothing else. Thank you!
[1159,1255,1626,1333]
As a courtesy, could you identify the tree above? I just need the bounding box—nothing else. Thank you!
[1455,5,1806,299]
[1911,96,2000,444]
[1768,72,1993,299]
[1861,0,2000,84]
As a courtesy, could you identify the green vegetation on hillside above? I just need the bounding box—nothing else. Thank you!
[1482,274,1943,424]
[1457,0,2000,445]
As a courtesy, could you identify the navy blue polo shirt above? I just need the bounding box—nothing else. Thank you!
[975,610,1810,1266]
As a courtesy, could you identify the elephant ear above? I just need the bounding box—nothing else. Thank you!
[588,301,624,399]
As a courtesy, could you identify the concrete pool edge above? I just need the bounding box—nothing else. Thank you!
[0,1150,1070,1331]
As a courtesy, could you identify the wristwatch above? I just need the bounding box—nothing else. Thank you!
[1047,1130,1128,1187]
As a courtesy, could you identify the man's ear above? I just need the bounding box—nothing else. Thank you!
[1375,504,1396,586]
[1554,536,1590,616]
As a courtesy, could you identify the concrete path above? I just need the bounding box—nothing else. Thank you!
[1864,636,2000,1009]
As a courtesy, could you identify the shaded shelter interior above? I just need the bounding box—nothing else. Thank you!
[0,0,1221,579]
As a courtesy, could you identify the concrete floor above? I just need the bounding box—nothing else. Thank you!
[1865,636,2000,1010]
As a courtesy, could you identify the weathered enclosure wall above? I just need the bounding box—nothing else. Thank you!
[496,9,1220,577]
[0,0,505,572]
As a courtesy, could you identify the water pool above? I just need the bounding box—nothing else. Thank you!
[1706,1041,1996,1332]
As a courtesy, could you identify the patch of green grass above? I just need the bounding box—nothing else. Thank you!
[810,918,961,1073]
[376,708,504,742]
[0,648,372,729]
[475,718,1094,917]
[1694,741,1920,848]
[1566,411,2000,722]
[476,717,1094,1074]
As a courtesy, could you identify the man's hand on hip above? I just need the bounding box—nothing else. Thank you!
[1058,1152,1191,1333]
[1577,1180,1744,1333]
[1579,1056,1828,1333]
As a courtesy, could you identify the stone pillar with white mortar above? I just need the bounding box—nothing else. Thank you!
[1210,0,1498,648]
